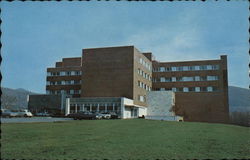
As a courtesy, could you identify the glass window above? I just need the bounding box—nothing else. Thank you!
[189,66,195,71]
[160,77,165,82]
[195,87,200,92]
[201,87,207,92]
[195,66,200,70]
[207,65,213,70]
[160,88,165,91]
[47,72,51,76]
[183,77,194,81]
[177,66,183,71]
[183,87,189,92]
[212,65,219,70]
[189,87,195,92]
[165,77,171,82]
[172,88,177,92]
[138,81,140,87]
[172,77,176,82]
[176,77,183,82]
[46,81,50,85]
[195,76,200,81]
[171,67,177,71]
[46,90,51,94]
[160,67,165,72]
[201,76,207,81]
[176,87,183,92]
[207,86,213,92]
[166,67,171,72]
[62,81,65,85]
[57,81,61,85]
[200,65,207,70]
[70,90,74,94]
[213,86,219,91]
[183,66,189,71]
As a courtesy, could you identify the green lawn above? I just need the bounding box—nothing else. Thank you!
[1,119,250,159]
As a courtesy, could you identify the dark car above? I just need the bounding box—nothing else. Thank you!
[67,112,96,120]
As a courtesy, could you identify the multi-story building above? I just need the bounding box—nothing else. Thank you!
[29,45,229,123]
[152,55,229,123]
[46,57,82,98]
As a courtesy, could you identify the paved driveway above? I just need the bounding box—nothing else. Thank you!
[1,117,73,123]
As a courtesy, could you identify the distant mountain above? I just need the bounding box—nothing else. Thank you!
[229,86,250,112]
[1,87,39,109]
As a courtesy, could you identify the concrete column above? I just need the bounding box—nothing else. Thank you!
[90,104,92,112]
[75,104,77,113]
[105,104,107,112]
[112,103,115,111]
[65,98,70,116]
[97,104,99,112]
[82,104,85,112]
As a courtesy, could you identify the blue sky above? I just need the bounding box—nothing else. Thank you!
[1,1,249,93]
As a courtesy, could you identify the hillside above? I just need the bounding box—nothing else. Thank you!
[1,87,38,109]
[229,86,250,112]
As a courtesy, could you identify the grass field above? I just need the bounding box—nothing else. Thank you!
[1,119,250,159]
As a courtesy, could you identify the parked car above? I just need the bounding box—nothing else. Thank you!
[109,112,119,119]
[67,111,96,120]
[1,109,18,118]
[16,110,33,117]
[98,112,111,119]
[35,112,50,117]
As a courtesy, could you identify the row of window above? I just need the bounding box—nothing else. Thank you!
[154,76,219,83]
[46,90,81,95]
[47,71,82,76]
[137,81,151,91]
[155,86,219,92]
[139,58,151,71]
[47,80,81,85]
[153,65,219,72]
[137,68,152,81]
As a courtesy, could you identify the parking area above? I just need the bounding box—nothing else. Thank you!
[1,117,73,123]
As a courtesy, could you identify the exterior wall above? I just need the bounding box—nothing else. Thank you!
[46,57,82,98]
[146,91,175,116]
[81,46,134,99]
[28,94,64,115]
[133,48,152,106]
[152,55,229,123]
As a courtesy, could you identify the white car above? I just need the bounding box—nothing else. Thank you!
[16,110,33,117]
[98,112,111,119]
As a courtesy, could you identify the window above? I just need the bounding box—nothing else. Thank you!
[70,90,74,94]
[188,66,195,71]
[195,87,200,92]
[207,86,213,92]
[189,87,195,92]
[57,81,61,85]
[207,76,218,81]
[171,67,177,71]
[183,87,189,92]
[138,69,140,75]
[47,72,51,76]
[177,66,183,71]
[160,67,165,72]
[166,67,171,72]
[172,88,177,92]
[46,90,51,94]
[61,90,65,94]
[213,86,219,91]
[176,77,183,82]
[195,76,200,81]
[46,81,50,85]
[200,65,207,70]
[71,80,74,85]
[195,66,200,70]
[200,76,207,81]
[138,95,145,102]
[66,71,71,76]
[201,87,207,92]
[183,66,189,71]
[212,65,219,70]
[165,77,171,82]
[160,77,165,82]
[176,87,183,92]
[138,81,140,87]
[183,77,194,82]
[172,77,176,82]
[160,88,165,91]
[61,81,65,85]
[207,65,213,70]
